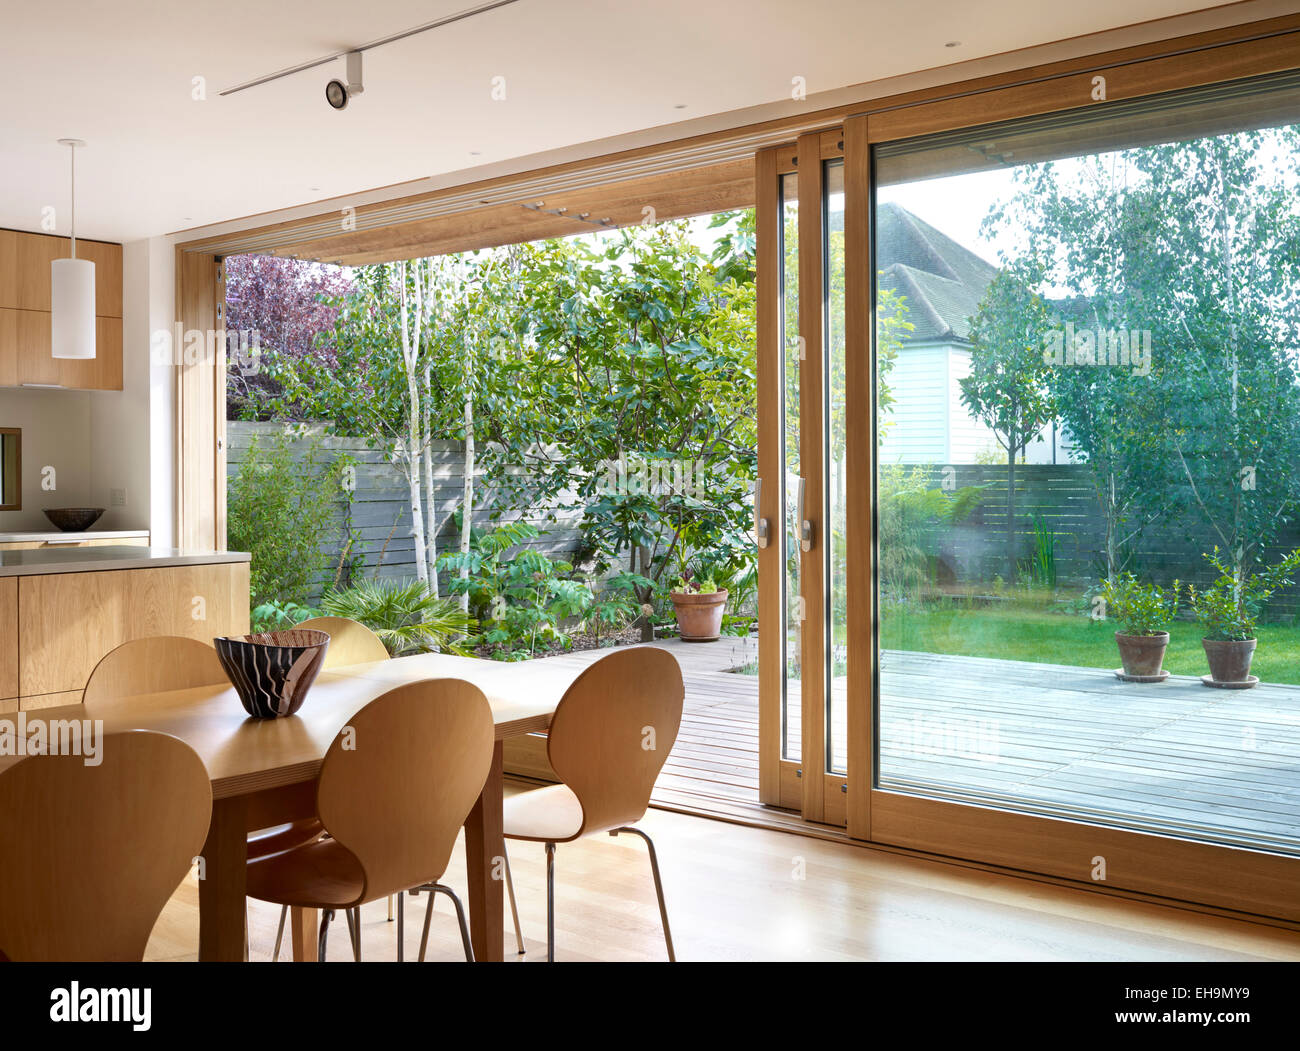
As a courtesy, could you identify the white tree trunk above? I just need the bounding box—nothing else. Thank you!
[460,392,474,614]
[398,260,429,586]
[423,360,439,596]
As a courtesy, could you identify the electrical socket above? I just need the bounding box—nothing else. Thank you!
[110,487,127,507]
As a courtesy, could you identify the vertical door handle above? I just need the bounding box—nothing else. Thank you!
[755,477,770,549]
[798,477,813,551]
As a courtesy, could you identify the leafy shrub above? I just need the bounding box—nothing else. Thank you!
[251,599,321,633]
[438,521,595,659]
[320,578,475,655]
[1098,574,1181,636]
[1188,548,1300,641]
[227,432,347,609]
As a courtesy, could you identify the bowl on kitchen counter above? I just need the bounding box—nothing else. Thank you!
[214,628,330,719]
[43,507,106,532]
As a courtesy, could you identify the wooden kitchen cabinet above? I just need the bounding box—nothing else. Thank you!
[0,229,124,391]
[0,578,16,705]
[17,561,250,700]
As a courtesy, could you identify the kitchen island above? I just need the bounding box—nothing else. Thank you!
[0,546,250,711]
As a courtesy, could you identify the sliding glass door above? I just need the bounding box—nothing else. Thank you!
[758,57,1300,922]
[758,132,849,823]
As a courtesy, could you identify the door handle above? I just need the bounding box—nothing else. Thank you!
[798,477,813,552]
[754,477,770,549]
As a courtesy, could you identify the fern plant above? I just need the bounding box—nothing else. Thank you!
[320,578,476,655]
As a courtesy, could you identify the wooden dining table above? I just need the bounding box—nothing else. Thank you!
[0,652,584,962]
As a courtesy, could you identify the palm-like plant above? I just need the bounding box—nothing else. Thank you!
[320,578,476,655]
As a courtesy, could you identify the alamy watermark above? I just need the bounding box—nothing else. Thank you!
[151,323,262,374]
[596,457,710,501]
[1042,322,1152,376]
[0,713,104,766]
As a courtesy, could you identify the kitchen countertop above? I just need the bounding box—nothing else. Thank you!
[0,529,150,543]
[0,546,251,577]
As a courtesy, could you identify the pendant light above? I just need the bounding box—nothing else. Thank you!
[51,138,95,360]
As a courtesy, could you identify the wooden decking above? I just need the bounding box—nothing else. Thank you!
[529,636,762,807]
[533,642,1300,856]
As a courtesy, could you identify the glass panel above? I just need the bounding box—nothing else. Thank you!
[780,171,802,762]
[825,160,847,773]
[874,72,1300,855]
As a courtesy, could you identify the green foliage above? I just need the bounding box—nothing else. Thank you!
[989,127,1300,581]
[878,466,984,601]
[227,432,347,610]
[319,578,475,655]
[438,521,594,659]
[1098,573,1181,637]
[1188,547,1300,641]
[1024,512,1057,589]
[250,599,321,633]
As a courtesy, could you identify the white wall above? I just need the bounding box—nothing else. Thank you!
[0,388,93,530]
[87,239,151,532]
[145,237,175,548]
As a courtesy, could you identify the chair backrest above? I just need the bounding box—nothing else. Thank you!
[295,617,390,667]
[315,678,493,902]
[547,647,684,836]
[82,636,228,708]
[0,730,212,960]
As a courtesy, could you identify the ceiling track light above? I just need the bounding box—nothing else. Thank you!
[326,51,364,110]
[218,0,525,104]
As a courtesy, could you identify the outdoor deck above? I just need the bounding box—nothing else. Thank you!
[534,642,1300,855]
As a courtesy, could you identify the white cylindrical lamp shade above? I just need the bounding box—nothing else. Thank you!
[51,257,96,359]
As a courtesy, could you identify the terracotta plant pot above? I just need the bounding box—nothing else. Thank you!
[1115,631,1169,679]
[1202,637,1257,686]
[670,588,728,642]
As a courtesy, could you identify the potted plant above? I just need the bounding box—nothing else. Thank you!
[1188,547,1300,688]
[669,569,728,642]
[1098,573,1181,681]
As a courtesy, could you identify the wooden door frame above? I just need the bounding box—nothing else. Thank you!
[757,132,850,823]
[841,38,1300,921]
[174,248,226,552]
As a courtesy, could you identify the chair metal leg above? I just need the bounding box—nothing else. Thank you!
[545,842,556,963]
[387,894,394,921]
[317,908,334,961]
[502,843,526,955]
[612,826,676,961]
[343,906,360,961]
[417,887,435,962]
[396,888,405,963]
[271,905,288,962]
[428,883,475,962]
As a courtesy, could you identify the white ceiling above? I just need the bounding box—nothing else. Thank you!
[0,0,1242,243]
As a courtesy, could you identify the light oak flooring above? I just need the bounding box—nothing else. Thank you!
[145,785,1300,962]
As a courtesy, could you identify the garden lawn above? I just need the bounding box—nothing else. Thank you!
[880,603,1300,684]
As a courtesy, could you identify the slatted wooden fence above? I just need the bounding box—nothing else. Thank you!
[227,421,583,600]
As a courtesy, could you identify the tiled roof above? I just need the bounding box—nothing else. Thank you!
[876,203,999,344]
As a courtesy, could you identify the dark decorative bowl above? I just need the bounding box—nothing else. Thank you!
[214,629,330,719]
[43,507,105,532]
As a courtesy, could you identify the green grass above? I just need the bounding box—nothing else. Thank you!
[880,602,1300,684]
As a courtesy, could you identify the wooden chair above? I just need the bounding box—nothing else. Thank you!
[502,646,684,961]
[295,616,390,666]
[82,636,325,960]
[0,730,211,960]
[81,635,229,707]
[244,677,494,962]
[294,616,403,934]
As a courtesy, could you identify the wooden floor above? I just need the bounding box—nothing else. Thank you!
[145,793,1300,961]
[533,641,1300,857]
